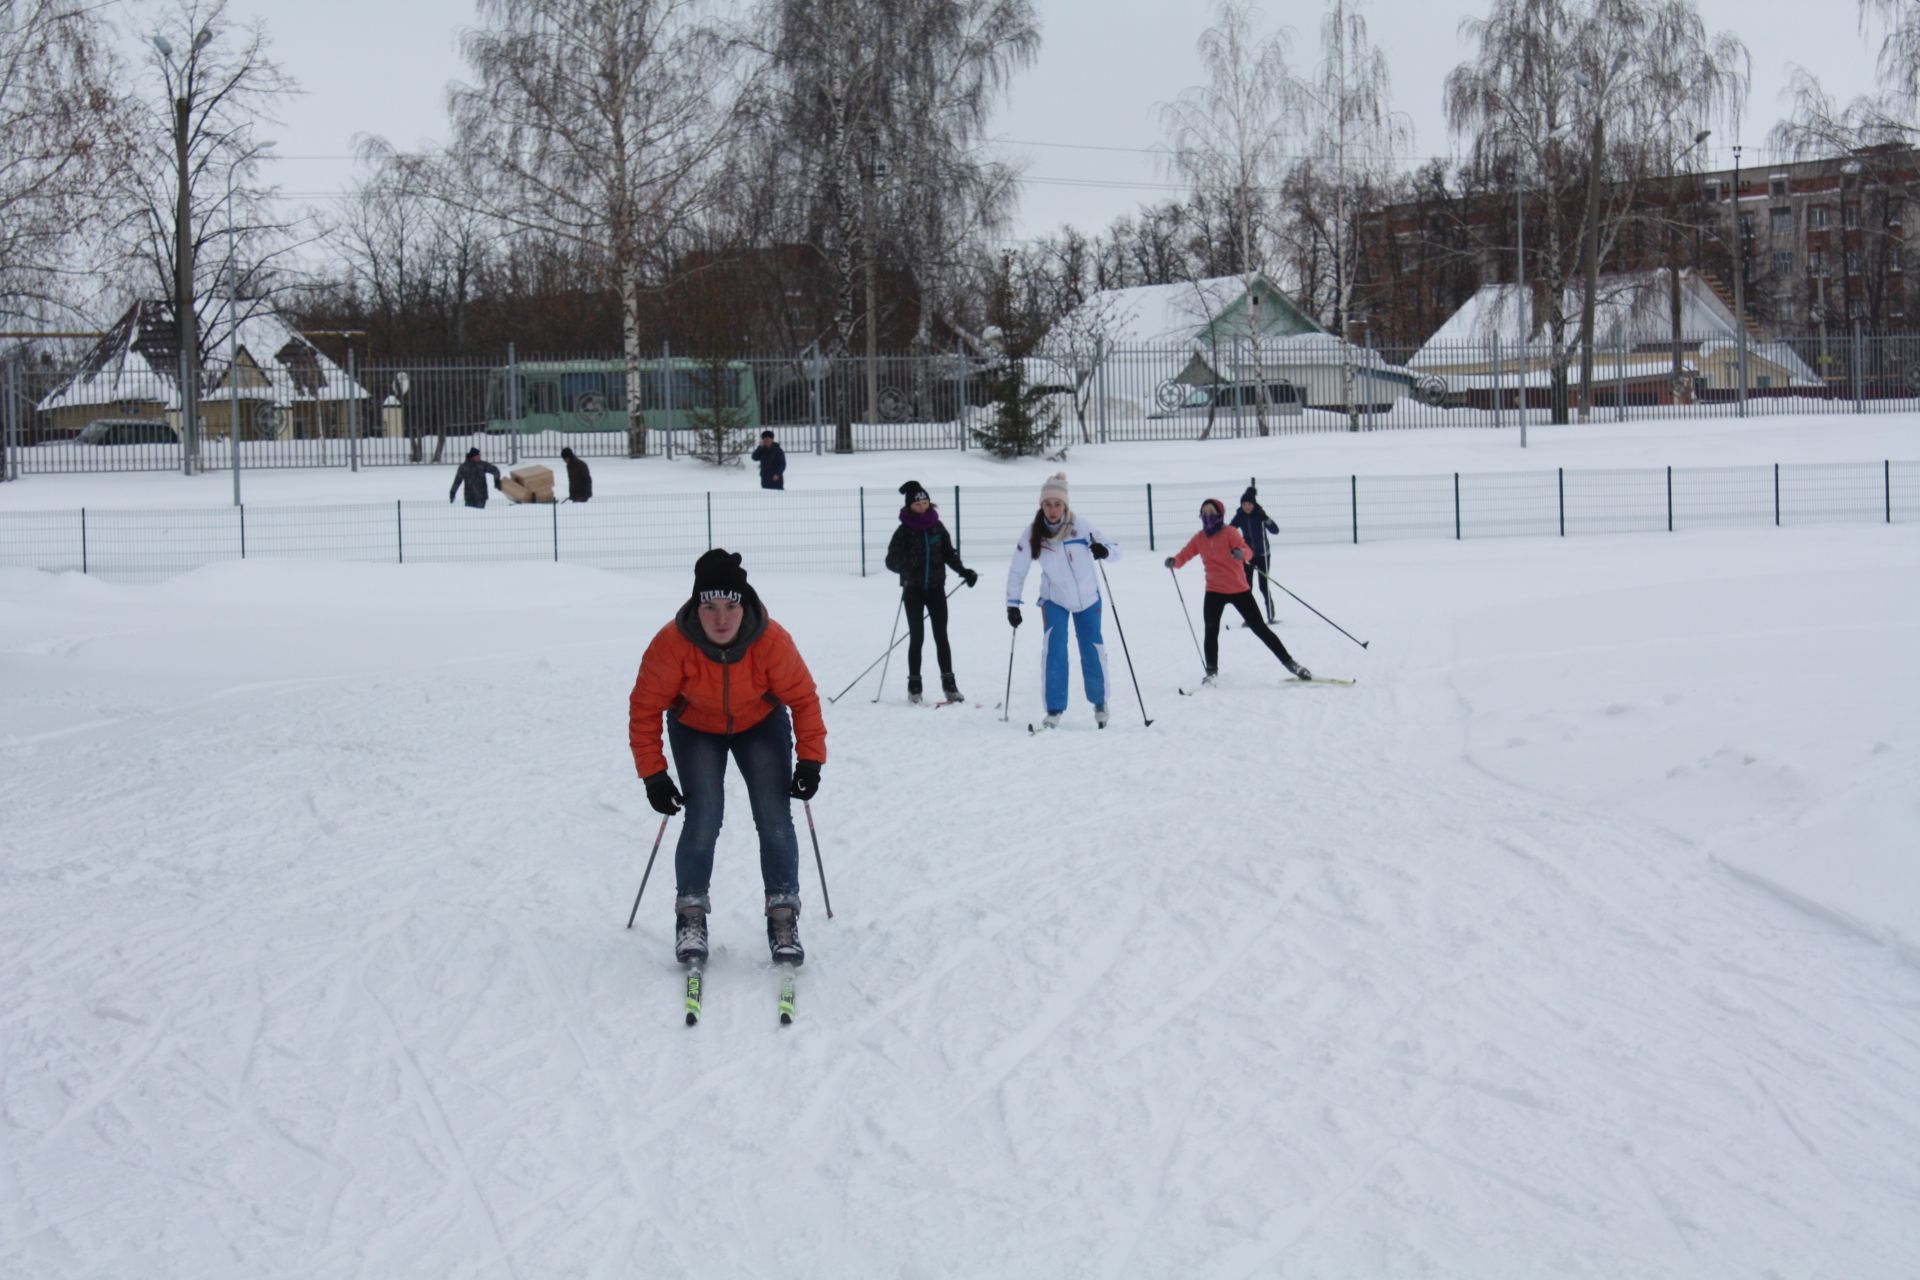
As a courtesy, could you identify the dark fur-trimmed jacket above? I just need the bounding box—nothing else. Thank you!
[885,513,968,593]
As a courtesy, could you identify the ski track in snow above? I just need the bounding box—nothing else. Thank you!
[2,527,1918,1278]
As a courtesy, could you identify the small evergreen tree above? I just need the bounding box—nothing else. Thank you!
[972,350,1063,459]
[684,358,753,466]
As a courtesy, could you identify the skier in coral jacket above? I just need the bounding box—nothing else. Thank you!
[1166,498,1312,685]
[628,549,825,966]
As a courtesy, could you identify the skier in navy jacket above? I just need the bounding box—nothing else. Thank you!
[1229,486,1281,622]
[884,480,977,702]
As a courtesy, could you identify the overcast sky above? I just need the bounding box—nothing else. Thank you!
[194,0,1888,244]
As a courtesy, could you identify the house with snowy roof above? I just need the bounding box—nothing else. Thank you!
[1041,273,1412,413]
[37,298,368,440]
[1407,269,1820,409]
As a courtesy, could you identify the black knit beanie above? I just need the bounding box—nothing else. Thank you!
[1240,485,1258,506]
[900,480,930,504]
[467,447,482,459]
[691,548,749,604]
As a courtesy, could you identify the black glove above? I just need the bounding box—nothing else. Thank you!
[961,568,978,588]
[1230,547,1245,561]
[1163,556,1176,570]
[1090,542,1110,560]
[1007,606,1022,628]
[643,771,684,816]
[789,759,822,801]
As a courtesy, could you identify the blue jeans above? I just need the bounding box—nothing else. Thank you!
[1040,598,1108,714]
[667,706,800,897]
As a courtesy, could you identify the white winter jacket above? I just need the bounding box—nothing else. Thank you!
[1005,514,1122,614]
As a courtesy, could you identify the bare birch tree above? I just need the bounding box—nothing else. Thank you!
[0,0,127,329]
[1159,0,1293,435]
[449,0,738,457]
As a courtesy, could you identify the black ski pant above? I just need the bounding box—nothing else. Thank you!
[1203,589,1294,674]
[1242,553,1275,617]
[902,584,953,682]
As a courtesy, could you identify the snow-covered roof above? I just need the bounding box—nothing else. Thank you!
[38,297,367,413]
[1040,273,1327,354]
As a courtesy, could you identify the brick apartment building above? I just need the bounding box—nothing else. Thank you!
[1358,145,1918,349]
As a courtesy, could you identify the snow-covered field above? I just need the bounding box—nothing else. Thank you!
[3,418,1918,1277]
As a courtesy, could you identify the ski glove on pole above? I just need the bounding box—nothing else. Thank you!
[1230,547,1245,560]
[1090,542,1110,559]
[643,771,684,816]
[789,759,822,801]
[1007,606,1023,628]
[961,568,979,587]
[1163,556,1176,569]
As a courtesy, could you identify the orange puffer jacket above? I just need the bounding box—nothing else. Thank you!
[1171,524,1255,594]
[628,604,828,778]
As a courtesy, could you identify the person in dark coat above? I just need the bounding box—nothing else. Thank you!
[1229,486,1281,622]
[560,447,593,502]
[882,480,977,703]
[449,448,502,508]
[751,430,786,490]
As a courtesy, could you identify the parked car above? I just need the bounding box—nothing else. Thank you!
[1148,379,1303,419]
[76,418,179,445]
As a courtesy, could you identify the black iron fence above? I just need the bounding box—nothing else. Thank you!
[6,333,1920,481]
[3,461,1914,585]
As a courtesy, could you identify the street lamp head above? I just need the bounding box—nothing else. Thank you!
[1694,130,1712,146]
[151,34,172,58]
[192,27,213,53]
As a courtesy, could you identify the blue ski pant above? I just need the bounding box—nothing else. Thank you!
[1040,598,1108,714]
[667,705,800,898]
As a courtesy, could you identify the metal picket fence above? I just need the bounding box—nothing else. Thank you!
[4,460,1914,585]
[9,332,1920,483]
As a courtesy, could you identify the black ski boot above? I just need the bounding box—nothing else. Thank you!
[674,894,710,964]
[1284,659,1314,681]
[907,675,923,705]
[941,672,963,703]
[765,893,804,966]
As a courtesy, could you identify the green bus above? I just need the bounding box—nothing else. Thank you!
[483,359,761,433]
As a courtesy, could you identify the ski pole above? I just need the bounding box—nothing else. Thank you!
[1000,621,1017,722]
[1097,564,1153,728]
[826,582,964,704]
[1166,564,1207,673]
[870,598,904,703]
[625,815,671,929]
[1253,565,1369,649]
[803,801,834,919]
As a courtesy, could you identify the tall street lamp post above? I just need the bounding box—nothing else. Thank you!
[1732,144,1747,416]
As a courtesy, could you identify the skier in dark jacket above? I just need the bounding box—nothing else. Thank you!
[560,447,593,502]
[751,431,786,489]
[883,480,977,703]
[1229,486,1281,622]
[449,448,502,508]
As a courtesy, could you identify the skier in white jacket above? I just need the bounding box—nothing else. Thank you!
[1004,471,1122,729]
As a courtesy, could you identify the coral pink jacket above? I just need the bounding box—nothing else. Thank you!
[1172,525,1255,594]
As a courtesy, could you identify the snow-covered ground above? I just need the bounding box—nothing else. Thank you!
[3,410,1918,512]
[3,418,1918,1277]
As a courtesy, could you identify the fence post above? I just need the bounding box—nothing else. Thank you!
[1667,465,1673,532]
[1887,459,1893,524]
[1350,475,1359,544]
[1774,462,1781,527]
[552,497,560,563]
[1736,315,1749,418]
[1558,467,1565,536]
[1146,482,1155,551]
[1614,343,1626,423]
[239,504,247,559]
[1095,335,1108,445]
[957,341,969,451]
[1454,472,1461,540]
[347,349,361,473]
[705,491,713,549]
[1852,320,1865,414]
[953,484,961,551]
[2,357,15,482]
[396,499,404,564]
[81,507,88,575]
[858,486,866,576]
[1493,333,1504,430]
[507,342,520,468]
[660,339,675,460]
